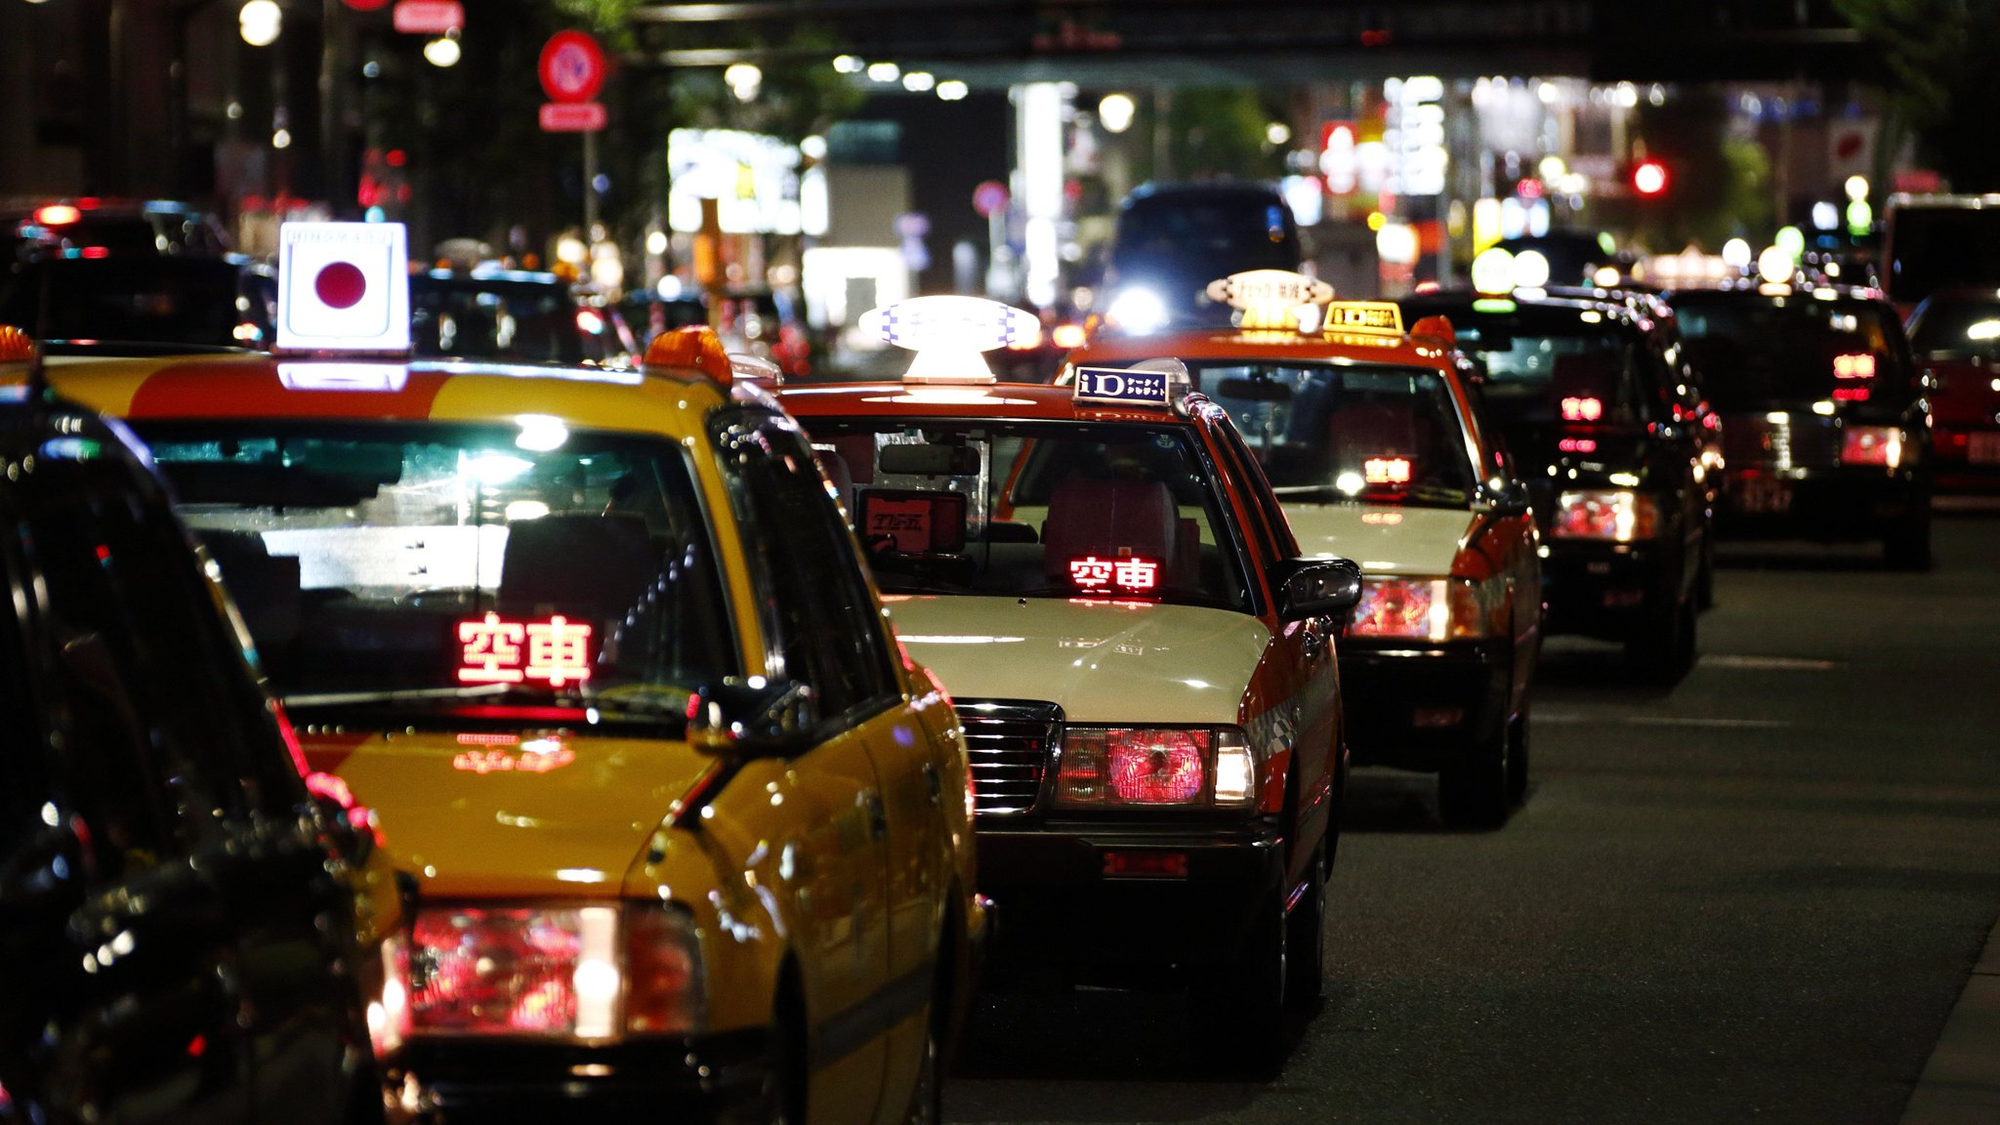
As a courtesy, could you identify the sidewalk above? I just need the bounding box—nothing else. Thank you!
[1901,915,2000,1123]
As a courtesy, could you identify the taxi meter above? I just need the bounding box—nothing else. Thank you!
[276,221,412,352]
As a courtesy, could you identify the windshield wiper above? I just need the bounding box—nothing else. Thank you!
[282,683,524,708]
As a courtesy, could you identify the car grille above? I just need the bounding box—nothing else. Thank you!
[1722,412,1840,471]
[955,699,1061,816]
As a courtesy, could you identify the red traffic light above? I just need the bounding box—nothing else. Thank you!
[1631,159,1669,197]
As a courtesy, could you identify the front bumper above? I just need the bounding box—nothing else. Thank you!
[974,819,1285,990]
[1338,639,1512,772]
[396,1029,769,1124]
[1714,467,1926,540]
[1539,538,1681,642]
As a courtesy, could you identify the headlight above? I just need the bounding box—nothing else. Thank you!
[1053,726,1265,809]
[1347,575,1507,641]
[1840,425,1903,467]
[402,903,702,1039]
[1550,489,1661,541]
[1105,287,1169,335]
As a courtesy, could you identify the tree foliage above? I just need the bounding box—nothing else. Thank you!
[1834,0,2000,189]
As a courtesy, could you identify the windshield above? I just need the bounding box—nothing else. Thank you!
[412,278,585,363]
[1672,295,1911,410]
[138,422,735,728]
[1193,361,1476,508]
[1112,192,1299,278]
[797,419,1252,611]
[1908,297,2000,359]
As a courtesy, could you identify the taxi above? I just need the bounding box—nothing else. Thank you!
[1068,273,1542,827]
[773,296,1363,1071]
[14,223,986,1124]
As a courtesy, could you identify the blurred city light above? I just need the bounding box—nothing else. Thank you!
[725,63,762,101]
[239,0,281,46]
[1099,93,1135,133]
[423,37,461,67]
[937,81,969,101]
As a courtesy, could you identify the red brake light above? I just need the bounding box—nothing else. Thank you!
[1840,426,1901,466]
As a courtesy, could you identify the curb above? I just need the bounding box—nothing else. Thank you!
[1900,914,2000,1124]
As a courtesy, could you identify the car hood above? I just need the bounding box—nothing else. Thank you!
[886,596,1272,724]
[1280,503,1476,577]
[302,730,709,899]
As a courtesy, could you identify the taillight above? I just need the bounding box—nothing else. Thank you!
[624,907,704,1035]
[1348,577,1445,639]
[1054,727,1259,809]
[1840,425,1902,467]
[1551,490,1660,541]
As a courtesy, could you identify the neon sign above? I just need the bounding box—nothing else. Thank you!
[457,612,593,687]
[1068,554,1161,594]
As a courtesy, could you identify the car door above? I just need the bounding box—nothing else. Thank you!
[715,409,899,1123]
[70,469,375,1125]
[5,470,258,1124]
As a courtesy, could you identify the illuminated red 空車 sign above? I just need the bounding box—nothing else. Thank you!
[1363,456,1412,485]
[1068,555,1161,595]
[457,612,593,687]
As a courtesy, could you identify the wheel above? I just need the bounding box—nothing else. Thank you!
[1694,532,1717,610]
[1189,895,1287,1076]
[1627,594,1696,685]
[1282,846,1326,1010]
[1884,491,1933,571]
[1504,704,1530,807]
[1438,717,1510,828]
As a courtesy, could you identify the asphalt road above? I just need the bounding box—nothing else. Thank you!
[944,500,2000,1125]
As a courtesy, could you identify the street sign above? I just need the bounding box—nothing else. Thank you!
[392,0,462,33]
[972,180,1009,217]
[539,31,607,105]
[539,102,607,133]
[343,0,391,10]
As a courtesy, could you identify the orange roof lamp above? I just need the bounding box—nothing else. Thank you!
[642,324,734,385]
[0,325,36,363]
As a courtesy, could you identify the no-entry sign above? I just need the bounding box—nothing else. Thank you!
[539,31,607,104]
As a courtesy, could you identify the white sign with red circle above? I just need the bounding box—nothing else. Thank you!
[276,221,411,353]
[392,0,463,34]
[539,31,606,104]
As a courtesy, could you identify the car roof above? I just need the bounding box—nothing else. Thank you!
[31,352,738,439]
[1068,325,1455,372]
[776,379,1198,427]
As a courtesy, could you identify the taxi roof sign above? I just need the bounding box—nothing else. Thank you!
[860,296,1040,385]
[1072,359,1188,409]
[1321,301,1404,337]
[1206,269,1334,331]
[275,221,412,354]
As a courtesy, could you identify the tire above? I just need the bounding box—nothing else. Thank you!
[1884,492,1933,571]
[1627,594,1696,685]
[1438,717,1510,829]
[1504,704,1530,807]
[1282,846,1326,1010]
[1189,895,1287,1076]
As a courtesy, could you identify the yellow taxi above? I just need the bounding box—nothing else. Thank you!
[773,296,1363,1073]
[1068,272,1542,827]
[15,223,986,1123]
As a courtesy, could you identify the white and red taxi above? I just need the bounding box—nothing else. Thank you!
[775,296,1362,1070]
[1068,272,1542,827]
[19,225,987,1124]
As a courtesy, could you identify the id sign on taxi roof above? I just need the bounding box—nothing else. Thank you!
[1073,366,1170,408]
[276,221,412,353]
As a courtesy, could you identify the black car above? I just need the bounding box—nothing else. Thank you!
[1399,289,1715,681]
[0,255,265,351]
[0,385,390,1124]
[411,267,638,366]
[1667,282,1934,569]
[1100,181,1304,334]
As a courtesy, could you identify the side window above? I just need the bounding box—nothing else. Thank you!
[1206,408,1293,562]
[22,456,300,870]
[713,411,896,720]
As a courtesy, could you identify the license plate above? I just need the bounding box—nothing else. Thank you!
[1735,476,1792,514]
[1971,432,2000,464]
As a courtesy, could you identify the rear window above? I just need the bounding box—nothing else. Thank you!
[1112,192,1299,276]
[1673,295,1912,409]
[1908,298,2000,359]
[0,258,247,345]
[411,278,584,363]
[1413,307,1660,430]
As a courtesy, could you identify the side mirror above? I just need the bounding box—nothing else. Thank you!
[1477,479,1533,516]
[686,678,819,757]
[1270,557,1362,621]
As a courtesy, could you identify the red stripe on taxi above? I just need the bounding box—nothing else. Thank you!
[128,363,450,420]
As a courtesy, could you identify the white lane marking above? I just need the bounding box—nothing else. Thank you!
[1535,712,1791,729]
[1701,654,1842,670]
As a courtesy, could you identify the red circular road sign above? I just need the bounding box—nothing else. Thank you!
[539,31,607,105]
[315,262,368,310]
[972,180,1009,218]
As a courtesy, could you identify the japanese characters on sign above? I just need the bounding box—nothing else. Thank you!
[458,612,593,687]
[1068,554,1162,595]
[1072,366,1170,408]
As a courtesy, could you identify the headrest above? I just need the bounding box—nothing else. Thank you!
[500,513,656,618]
[1042,477,1179,577]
